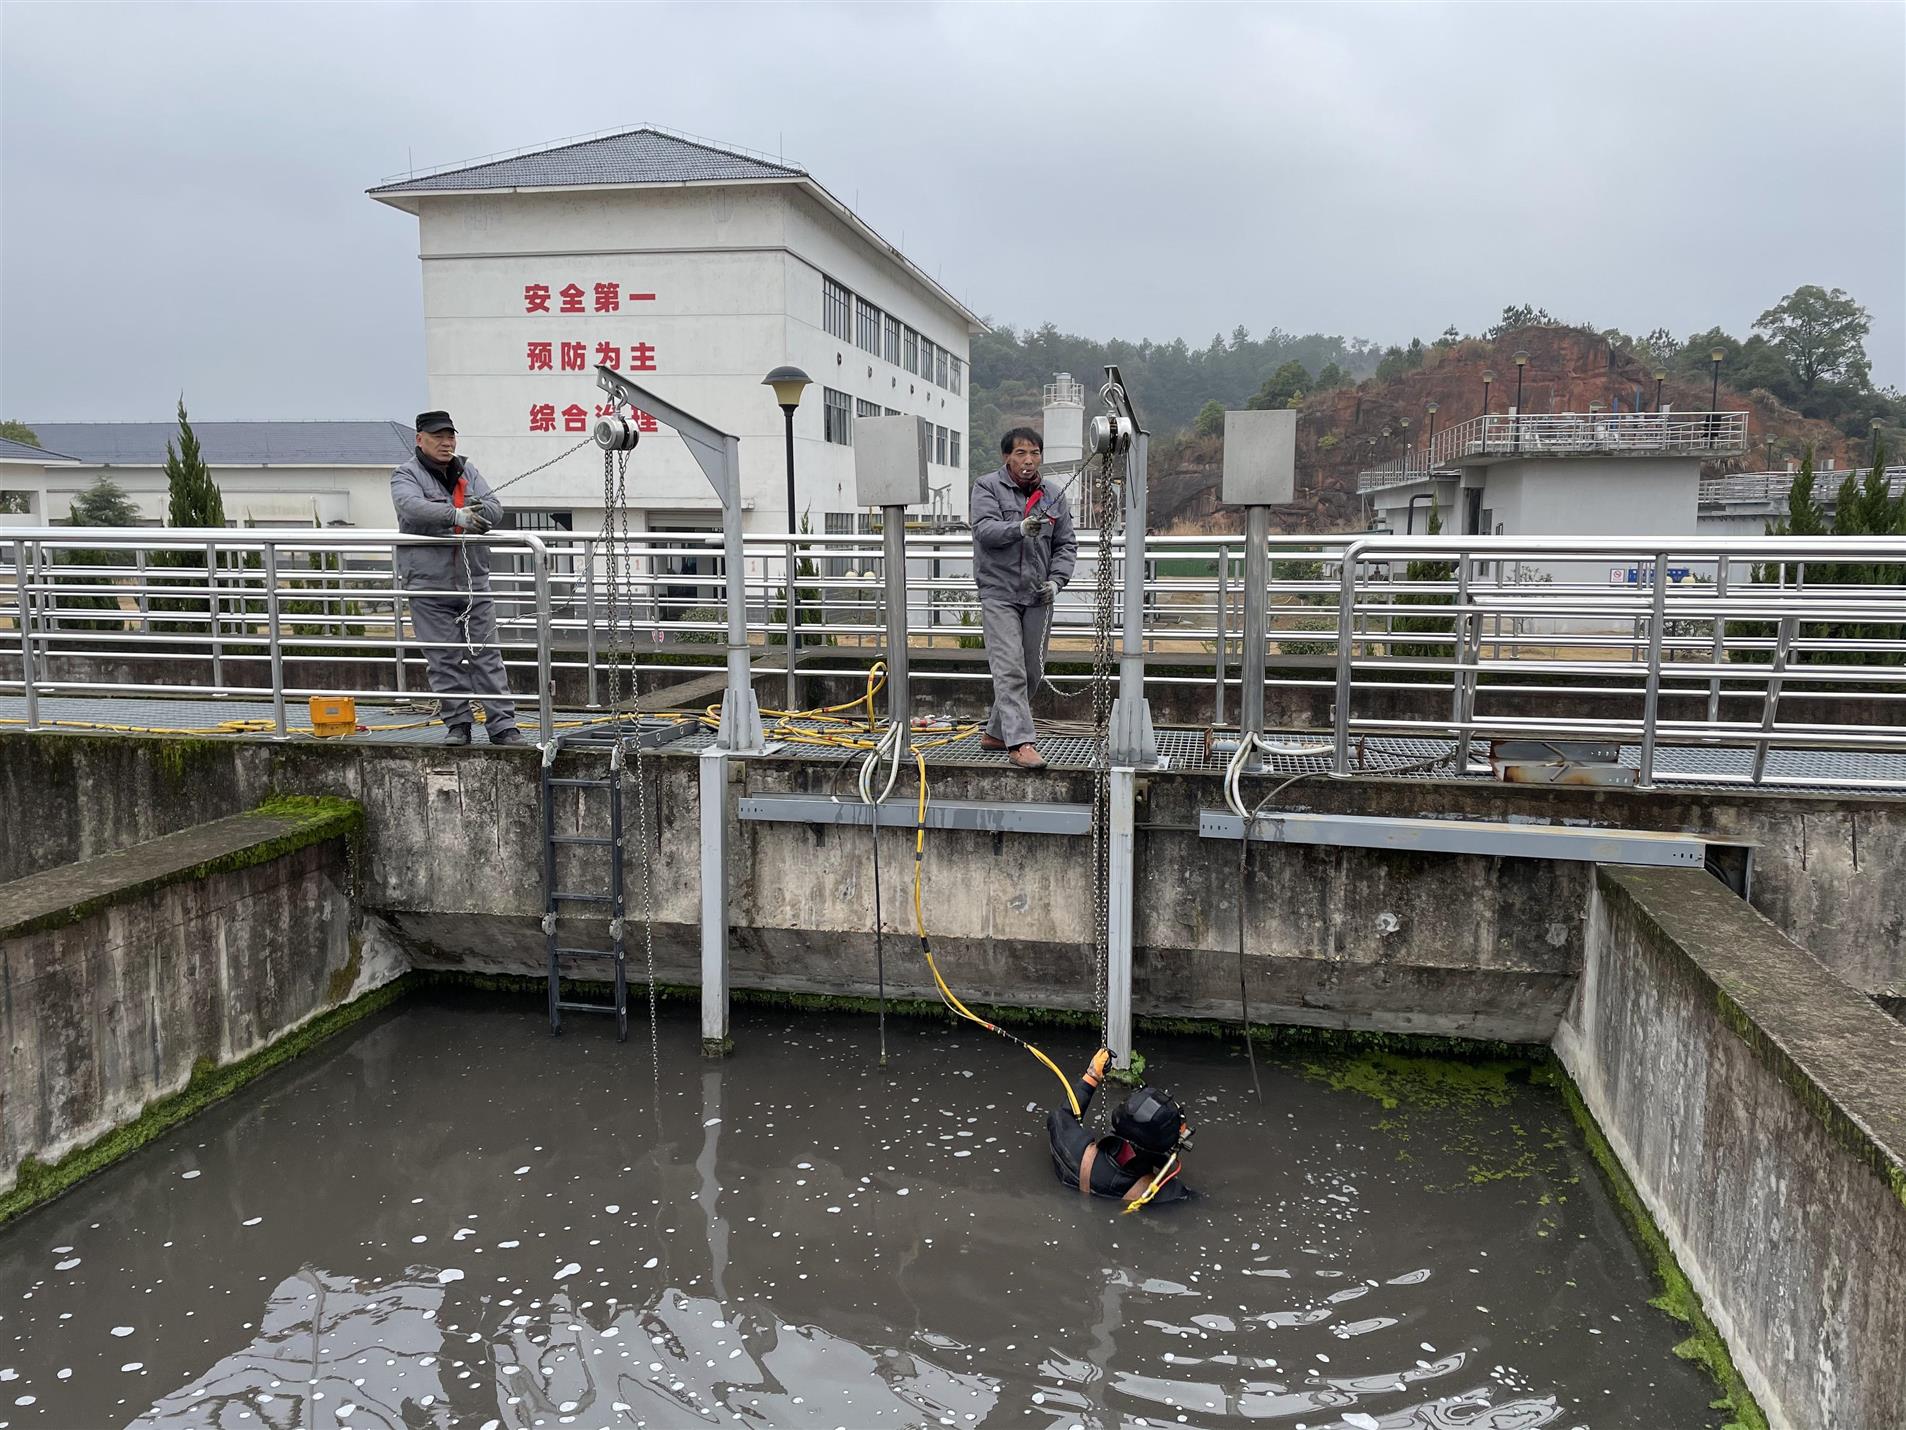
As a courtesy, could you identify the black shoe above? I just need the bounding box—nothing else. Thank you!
[444,724,472,746]
[488,728,527,747]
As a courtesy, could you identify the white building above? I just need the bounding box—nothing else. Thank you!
[4,422,413,527]
[368,127,984,548]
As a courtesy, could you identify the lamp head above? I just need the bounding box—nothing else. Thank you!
[1482,369,1496,384]
[763,365,813,410]
[1513,350,1529,368]
[1710,347,1726,365]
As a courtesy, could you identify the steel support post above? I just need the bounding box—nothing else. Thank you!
[784,537,799,713]
[1638,550,1669,788]
[1331,540,1367,774]
[11,540,38,732]
[1105,766,1137,1069]
[135,548,150,633]
[1109,429,1157,766]
[882,507,910,761]
[206,540,224,691]
[263,543,288,738]
[1240,506,1270,762]
[1707,556,1729,724]
[1212,548,1228,726]
[584,539,599,710]
[716,431,764,751]
[699,747,733,1055]
[532,544,554,744]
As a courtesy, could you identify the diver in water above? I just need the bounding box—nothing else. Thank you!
[1047,1049,1195,1207]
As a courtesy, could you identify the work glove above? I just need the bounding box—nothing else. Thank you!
[1020,513,1047,539]
[454,507,492,535]
[1035,580,1060,605]
[1085,1048,1115,1087]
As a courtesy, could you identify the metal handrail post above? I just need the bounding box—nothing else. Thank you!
[12,539,39,732]
[1751,616,1796,784]
[532,540,554,743]
[583,536,599,709]
[784,536,799,712]
[1707,556,1729,723]
[1637,550,1670,788]
[1331,538,1367,774]
[263,542,287,737]
[1213,547,1229,726]
[135,548,150,633]
[1449,553,1472,740]
[206,540,224,691]
[1241,509,1270,753]
[882,510,910,761]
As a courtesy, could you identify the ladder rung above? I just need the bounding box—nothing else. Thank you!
[556,999,624,1015]
[548,777,612,789]
[550,834,616,846]
[551,891,614,903]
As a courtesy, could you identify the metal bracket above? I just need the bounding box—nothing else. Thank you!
[1199,809,1719,867]
[738,794,1093,836]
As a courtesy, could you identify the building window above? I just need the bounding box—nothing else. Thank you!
[949,356,963,395]
[823,277,852,342]
[856,296,882,354]
[950,429,961,468]
[856,397,881,419]
[858,511,883,535]
[936,425,949,465]
[824,511,855,576]
[883,315,900,365]
[824,387,852,444]
[884,407,899,416]
[919,338,936,384]
[935,347,949,389]
[903,327,919,375]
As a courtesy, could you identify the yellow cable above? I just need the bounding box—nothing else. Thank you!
[1121,1150,1181,1214]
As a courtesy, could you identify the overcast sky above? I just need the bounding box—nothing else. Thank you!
[3,1,1901,423]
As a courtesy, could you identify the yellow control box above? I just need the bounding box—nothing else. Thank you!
[308,695,357,738]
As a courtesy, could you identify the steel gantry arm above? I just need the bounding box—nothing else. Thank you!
[595,365,764,753]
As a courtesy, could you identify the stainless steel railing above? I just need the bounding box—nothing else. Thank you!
[4,525,1904,788]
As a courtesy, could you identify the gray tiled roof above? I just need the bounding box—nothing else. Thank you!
[369,128,804,196]
[26,421,416,467]
[0,434,79,463]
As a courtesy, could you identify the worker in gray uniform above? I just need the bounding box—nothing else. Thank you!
[970,427,1077,770]
[390,411,525,746]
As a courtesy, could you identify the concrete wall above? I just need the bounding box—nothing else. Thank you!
[0,803,399,1197]
[1555,866,1906,1430]
[5,732,1901,1022]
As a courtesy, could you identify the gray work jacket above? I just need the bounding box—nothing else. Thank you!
[969,467,1078,606]
[390,453,505,593]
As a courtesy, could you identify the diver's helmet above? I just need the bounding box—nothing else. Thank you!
[1111,1087,1193,1158]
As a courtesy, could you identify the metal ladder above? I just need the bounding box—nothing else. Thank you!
[540,728,632,1039]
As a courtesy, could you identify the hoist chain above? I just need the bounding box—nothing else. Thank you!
[486,434,598,500]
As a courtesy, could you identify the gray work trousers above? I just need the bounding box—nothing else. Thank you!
[981,599,1049,747]
[407,592,519,734]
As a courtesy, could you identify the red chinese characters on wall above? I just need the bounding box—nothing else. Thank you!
[520,280,663,431]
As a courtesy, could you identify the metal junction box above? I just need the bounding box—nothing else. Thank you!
[1222,408,1297,505]
[854,415,930,508]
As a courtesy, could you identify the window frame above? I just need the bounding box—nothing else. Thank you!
[823,386,852,445]
[823,277,852,342]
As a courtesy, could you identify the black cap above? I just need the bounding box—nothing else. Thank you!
[415,411,456,434]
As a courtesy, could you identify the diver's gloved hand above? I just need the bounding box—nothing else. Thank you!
[1020,513,1047,539]
[454,507,492,535]
[1085,1048,1114,1086]
[1035,579,1059,605]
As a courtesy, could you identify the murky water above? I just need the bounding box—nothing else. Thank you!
[1,994,1721,1429]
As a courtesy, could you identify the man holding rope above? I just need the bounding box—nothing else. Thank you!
[391,411,525,747]
[969,427,1077,770]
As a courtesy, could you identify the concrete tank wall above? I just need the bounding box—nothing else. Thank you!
[1555,866,1906,1430]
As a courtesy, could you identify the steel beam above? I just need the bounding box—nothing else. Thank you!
[883,505,910,764]
[739,793,1091,836]
[1109,416,1157,766]
[698,748,732,1055]
[1240,505,1269,760]
[1198,808,1713,867]
[1105,768,1137,1069]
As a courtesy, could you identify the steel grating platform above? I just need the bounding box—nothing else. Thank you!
[2,694,1903,794]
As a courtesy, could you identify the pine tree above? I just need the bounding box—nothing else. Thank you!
[152,397,227,631]
[57,478,142,631]
[164,398,225,529]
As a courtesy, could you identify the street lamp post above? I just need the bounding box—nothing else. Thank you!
[1512,351,1529,453]
[1480,370,1494,454]
[1708,347,1725,449]
[762,366,813,528]
[1398,416,1410,476]
[1653,368,1667,413]
[1425,400,1439,466]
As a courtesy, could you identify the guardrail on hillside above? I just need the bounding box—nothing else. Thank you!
[4,526,1904,788]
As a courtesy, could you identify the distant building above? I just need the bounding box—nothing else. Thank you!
[6,422,413,526]
[368,126,985,556]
